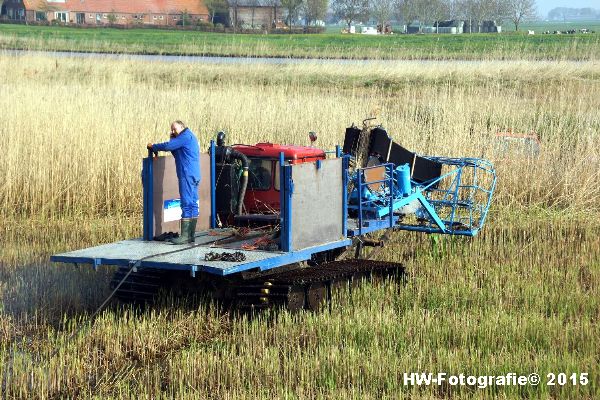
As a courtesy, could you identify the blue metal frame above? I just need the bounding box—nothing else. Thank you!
[210,140,217,229]
[341,155,348,239]
[194,240,350,276]
[351,163,396,235]
[142,152,154,241]
[346,157,496,237]
[283,162,293,251]
[346,217,398,237]
[279,152,286,251]
[403,157,496,235]
[51,239,352,277]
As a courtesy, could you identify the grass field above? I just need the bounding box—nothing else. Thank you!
[1,23,600,60]
[520,20,600,33]
[0,53,599,398]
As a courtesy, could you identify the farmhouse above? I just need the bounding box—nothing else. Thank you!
[0,0,209,26]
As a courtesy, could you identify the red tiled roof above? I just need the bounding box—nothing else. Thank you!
[23,0,47,9]
[23,0,208,15]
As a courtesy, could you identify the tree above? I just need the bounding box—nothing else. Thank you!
[487,0,510,25]
[107,10,118,25]
[507,0,536,31]
[332,0,369,30]
[248,0,259,27]
[181,10,191,26]
[303,0,328,26]
[396,0,419,31]
[426,0,448,33]
[371,0,394,32]
[413,0,444,33]
[282,0,303,26]
[205,0,228,24]
[229,0,239,30]
[445,0,462,20]
[461,0,491,33]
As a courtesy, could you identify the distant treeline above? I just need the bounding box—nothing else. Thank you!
[332,0,538,32]
[547,7,600,21]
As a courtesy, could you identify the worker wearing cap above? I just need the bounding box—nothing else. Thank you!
[147,121,200,244]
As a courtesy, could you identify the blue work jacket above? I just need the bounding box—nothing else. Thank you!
[153,128,201,182]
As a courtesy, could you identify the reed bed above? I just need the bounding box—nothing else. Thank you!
[0,53,599,398]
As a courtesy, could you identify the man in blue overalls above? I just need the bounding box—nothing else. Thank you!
[148,121,200,244]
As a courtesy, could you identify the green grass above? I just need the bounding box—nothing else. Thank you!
[520,20,600,33]
[1,23,600,59]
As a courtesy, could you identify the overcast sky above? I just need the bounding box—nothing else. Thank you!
[537,0,599,17]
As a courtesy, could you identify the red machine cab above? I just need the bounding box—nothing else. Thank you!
[233,143,326,214]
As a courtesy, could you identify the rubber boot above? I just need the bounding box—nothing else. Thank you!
[170,218,193,244]
[188,217,197,243]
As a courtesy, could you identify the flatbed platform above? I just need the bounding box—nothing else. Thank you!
[51,228,351,276]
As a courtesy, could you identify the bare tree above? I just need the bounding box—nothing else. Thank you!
[428,0,448,33]
[205,0,228,24]
[461,0,490,33]
[229,0,238,30]
[416,0,440,32]
[303,0,328,26]
[507,0,536,31]
[445,0,463,20]
[282,0,303,26]
[332,0,370,30]
[249,0,258,27]
[371,0,394,31]
[397,0,428,32]
[487,0,510,25]
[396,0,418,29]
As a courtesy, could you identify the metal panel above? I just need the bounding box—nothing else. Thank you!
[151,153,211,236]
[147,248,280,271]
[290,158,344,250]
[198,154,211,231]
[52,235,222,262]
[52,236,352,276]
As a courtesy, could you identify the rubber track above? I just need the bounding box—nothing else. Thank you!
[234,259,404,310]
[269,260,402,284]
[110,267,168,304]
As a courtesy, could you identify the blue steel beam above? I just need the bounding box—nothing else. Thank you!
[142,152,154,241]
[210,140,216,229]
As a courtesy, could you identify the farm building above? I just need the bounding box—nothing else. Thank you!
[404,20,501,34]
[228,0,282,29]
[0,0,209,26]
[464,20,501,33]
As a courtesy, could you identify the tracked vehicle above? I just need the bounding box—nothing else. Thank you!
[51,120,496,310]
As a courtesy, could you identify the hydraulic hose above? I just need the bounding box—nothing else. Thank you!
[215,132,249,216]
[228,148,249,215]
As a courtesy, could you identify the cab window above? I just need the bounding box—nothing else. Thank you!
[274,161,280,191]
[248,159,272,190]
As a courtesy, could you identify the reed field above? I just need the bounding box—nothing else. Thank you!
[0,53,599,398]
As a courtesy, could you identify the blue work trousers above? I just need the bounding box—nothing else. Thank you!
[179,176,200,218]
